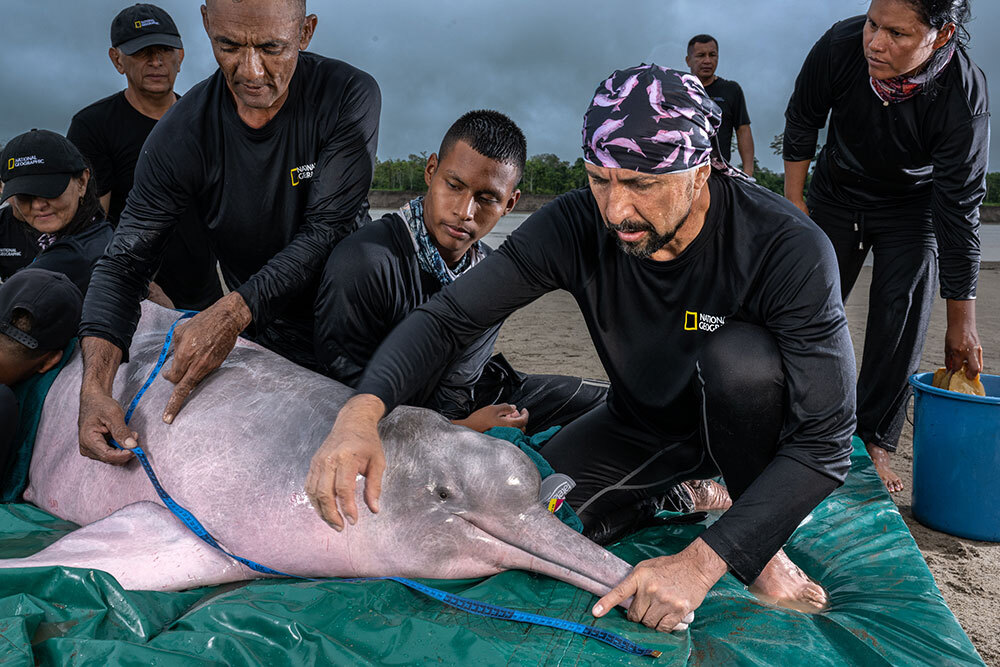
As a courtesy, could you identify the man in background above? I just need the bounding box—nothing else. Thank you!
[78,0,380,466]
[686,34,755,177]
[67,3,221,311]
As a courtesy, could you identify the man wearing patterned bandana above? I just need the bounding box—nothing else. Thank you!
[783,0,989,493]
[308,65,856,634]
[314,110,608,434]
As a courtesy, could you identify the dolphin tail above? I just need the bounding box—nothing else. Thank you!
[0,501,253,591]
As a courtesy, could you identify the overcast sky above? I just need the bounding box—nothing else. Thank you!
[0,0,996,172]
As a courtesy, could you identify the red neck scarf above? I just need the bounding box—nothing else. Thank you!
[869,44,955,105]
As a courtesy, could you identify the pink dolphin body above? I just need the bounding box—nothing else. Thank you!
[1,301,631,596]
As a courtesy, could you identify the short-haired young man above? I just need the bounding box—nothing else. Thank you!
[314,110,607,434]
[0,269,83,477]
[67,3,222,311]
[686,34,755,177]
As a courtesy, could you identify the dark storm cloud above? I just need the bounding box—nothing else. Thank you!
[0,0,996,171]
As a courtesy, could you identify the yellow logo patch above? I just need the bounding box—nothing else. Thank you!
[6,158,12,170]
[289,162,315,186]
[684,310,726,332]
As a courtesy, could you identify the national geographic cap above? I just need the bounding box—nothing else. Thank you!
[0,129,87,204]
[111,3,183,55]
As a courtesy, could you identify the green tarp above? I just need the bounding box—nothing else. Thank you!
[0,438,984,665]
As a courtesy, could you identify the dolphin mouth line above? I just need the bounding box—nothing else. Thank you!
[452,511,621,595]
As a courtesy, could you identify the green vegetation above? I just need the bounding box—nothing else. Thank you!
[372,153,429,191]
[373,139,1000,204]
[987,172,1000,205]
[372,153,588,195]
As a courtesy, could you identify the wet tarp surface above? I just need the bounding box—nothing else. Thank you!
[0,438,983,665]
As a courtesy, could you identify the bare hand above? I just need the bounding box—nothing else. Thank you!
[592,537,726,633]
[161,292,251,423]
[78,390,137,465]
[306,394,387,530]
[944,299,983,379]
[453,403,529,433]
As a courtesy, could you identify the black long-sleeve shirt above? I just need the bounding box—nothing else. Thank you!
[31,222,113,296]
[314,212,500,418]
[0,205,110,295]
[80,52,380,356]
[0,206,39,281]
[357,174,857,578]
[783,15,990,300]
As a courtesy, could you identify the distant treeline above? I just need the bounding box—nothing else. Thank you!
[373,152,589,195]
[373,136,1000,204]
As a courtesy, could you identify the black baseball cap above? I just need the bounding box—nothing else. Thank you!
[0,130,87,204]
[111,3,183,55]
[0,268,83,351]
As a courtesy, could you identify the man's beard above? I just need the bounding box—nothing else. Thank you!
[607,206,692,259]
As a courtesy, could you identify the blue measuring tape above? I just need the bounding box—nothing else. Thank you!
[109,313,660,659]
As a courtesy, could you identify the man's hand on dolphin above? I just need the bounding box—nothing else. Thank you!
[78,389,139,465]
[162,292,252,424]
[592,537,727,633]
[307,394,387,530]
[78,336,137,465]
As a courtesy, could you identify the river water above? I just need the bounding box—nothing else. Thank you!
[372,210,1000,262]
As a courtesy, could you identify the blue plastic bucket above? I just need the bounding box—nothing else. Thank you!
[908,372,1000,542]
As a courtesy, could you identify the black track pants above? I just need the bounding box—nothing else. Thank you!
[538,322,839,582]
[473,354,609,436]
[503,374,608,436]
[810,202,937,453]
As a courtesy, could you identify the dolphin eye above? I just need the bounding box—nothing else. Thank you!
[435,487,451,501]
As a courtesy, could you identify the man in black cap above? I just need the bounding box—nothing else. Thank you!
[67,3,221,311]
[78,0,380,466]
[0,268,83,478]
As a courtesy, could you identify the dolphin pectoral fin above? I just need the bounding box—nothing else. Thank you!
[0,501,252,592]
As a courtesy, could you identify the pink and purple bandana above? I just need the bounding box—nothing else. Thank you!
[582,64,727,175]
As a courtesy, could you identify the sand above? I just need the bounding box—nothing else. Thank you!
[494,261,1000,665]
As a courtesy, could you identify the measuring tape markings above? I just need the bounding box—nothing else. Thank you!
[106,312,661,659]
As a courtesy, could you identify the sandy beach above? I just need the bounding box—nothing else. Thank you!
[494,261,1000,665]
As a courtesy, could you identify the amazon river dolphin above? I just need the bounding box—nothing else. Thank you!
[1,301,631,597]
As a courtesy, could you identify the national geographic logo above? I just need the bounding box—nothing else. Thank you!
[8,156,44,169]
[684,311,726,332]
[134,19,160,28]
[289,162,316,186]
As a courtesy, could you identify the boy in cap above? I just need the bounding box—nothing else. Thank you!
[67,3,221,311]
[0,268,83,478]
[309,65,856,633]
